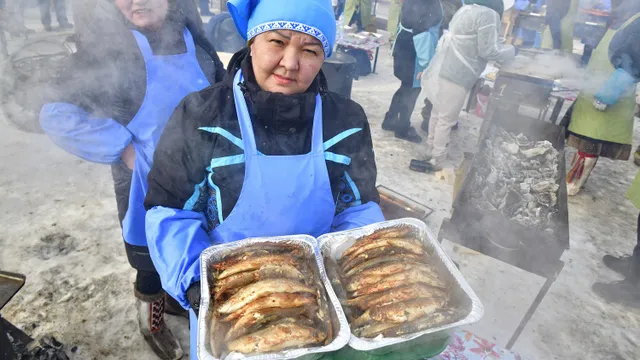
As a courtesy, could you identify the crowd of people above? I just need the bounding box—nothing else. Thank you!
[0,0,636,358]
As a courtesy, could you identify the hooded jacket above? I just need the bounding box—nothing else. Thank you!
[144,48,382,306]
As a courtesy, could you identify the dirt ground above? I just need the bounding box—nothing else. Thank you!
[1,34,640,360]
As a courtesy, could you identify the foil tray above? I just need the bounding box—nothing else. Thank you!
[198,235,351,360]
[317,218,484,353]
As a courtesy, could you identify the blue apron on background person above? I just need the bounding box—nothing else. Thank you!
[122,29,210,247]
[186,69,383,358]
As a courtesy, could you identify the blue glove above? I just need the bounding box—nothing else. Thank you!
[595,68,636,106]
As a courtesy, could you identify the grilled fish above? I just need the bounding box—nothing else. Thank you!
[350,268,447,298]
[343,253,425,278]
[340,246,413,274]
[218,279,316,314]
[221,293,317,321]
[214,264,305,299]
[227,323,327,354]
[344,284,448,310]
[216,254,302,280]
[342,228,414,259]
[225,306,312,342]
[345,262,438,292]
[340,238,424,266]
[352,297,448,327]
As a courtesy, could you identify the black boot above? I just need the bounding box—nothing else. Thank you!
[395,127,423,144]
[382,112,398,131]
[420,118,429,132]
[165,294,188,318]
[603,254,635,276]
[135,289,184,360]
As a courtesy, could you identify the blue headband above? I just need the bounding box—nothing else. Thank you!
[227,0,336,58]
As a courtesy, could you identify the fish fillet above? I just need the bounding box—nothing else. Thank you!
[341,238,423,265]
[352,297,447,327]
[350,268,447,298]
[340,246,411,274]
[342,228,413,259]
[227,323,326,354]
[214,264,304,299]
[217,279,315,314]
[343,253,424,278]
[376,309,464,338]
[221,293,317,322]
[224,306,312,342]
[344,284,448,310]
[346,263,438,292]
[216,254,302,280]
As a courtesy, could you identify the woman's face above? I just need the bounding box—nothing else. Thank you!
[114,0,168,31]
[250,30,325,95]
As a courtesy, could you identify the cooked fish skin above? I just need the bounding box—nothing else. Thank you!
[353,321,400,338]
[340,246,411,274]
[213,245,305,271]
[340,238,424,266]
[218,279,316,314]
[344,253,424,278]
[221,293,317,321]
[226,323,327,354]
[352,297,447,327]
[345,263,438,292]
[224,306,311,342]
[344,284,449,310]
[214,264,305,299]
[350,268,447,298]
[342,228,413,259]
[216,254,302,280]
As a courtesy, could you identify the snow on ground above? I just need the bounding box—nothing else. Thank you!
[1,41,639,360]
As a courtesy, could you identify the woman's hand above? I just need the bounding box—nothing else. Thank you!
[416,72,423,81]
[121,143,136,170]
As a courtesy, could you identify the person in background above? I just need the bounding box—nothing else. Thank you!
[198,0,212,16]
[421,0,514,168]
[144,0,384,356]
[387,0,402,42]
[592,170,640,305]
[564,0,640,196]
[0,0,34,36]
[382,0,442,144]
[343,0,374,31]
[39,0,224,358]
[39,0,73,31]
[540,0,579,51]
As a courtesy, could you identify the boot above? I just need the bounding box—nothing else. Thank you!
[395,127,423,144]
[136,289,184,360]
[603,254,636,276]
[634,145,640,167]
[566,152,598,196]
[165,295,188,318]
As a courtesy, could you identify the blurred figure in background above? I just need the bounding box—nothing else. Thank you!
[421,0,514,168]
[565,0,640,196]
[387,0,402,42]
[39,0,73,31]
[0,0,34,36]
[382,0,443,144]
[343,0,374,31]
[540,0,579,52]
[39,0,224,358]
[198,0,212,16]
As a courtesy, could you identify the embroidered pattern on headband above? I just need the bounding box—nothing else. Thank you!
[248,21,331,57]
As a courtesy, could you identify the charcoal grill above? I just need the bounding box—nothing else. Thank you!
[440,74,570,349]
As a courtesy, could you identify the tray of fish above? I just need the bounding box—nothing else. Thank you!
[198,236,350,360]
[318,218,483,353]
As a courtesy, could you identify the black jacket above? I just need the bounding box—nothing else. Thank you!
[144,49,380,230]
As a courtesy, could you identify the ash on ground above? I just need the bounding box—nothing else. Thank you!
[10,335,71,360]
[469,126,560,231]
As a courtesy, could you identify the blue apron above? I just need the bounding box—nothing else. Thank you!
[188,69,336,359]
[122,29,210,247]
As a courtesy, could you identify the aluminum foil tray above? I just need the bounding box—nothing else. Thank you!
[198,235,351,360]
[318,218,484,353]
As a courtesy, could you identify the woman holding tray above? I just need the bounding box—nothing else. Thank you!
[143,0,385,357]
